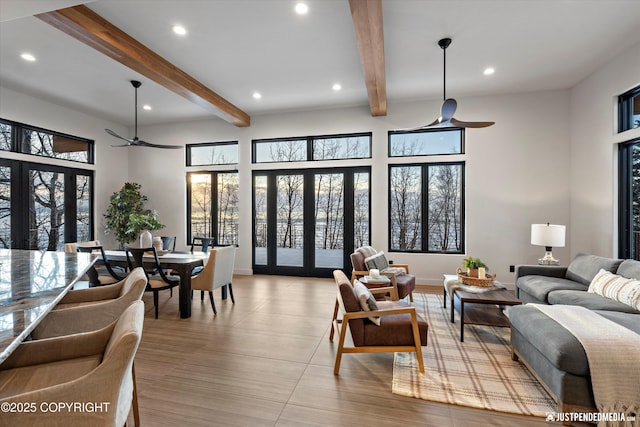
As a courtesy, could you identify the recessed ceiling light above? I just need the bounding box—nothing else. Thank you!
[172,25,187,36]
[252,92,262,99]
[20,53,36,62]
[332,83,342,91]
[483,67,495,75]
[295,3,308,15]
[143,105,152,111]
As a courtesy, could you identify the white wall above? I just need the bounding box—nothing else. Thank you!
[569,41,640,258]
[0,85,130,249]
[129,90,572,285]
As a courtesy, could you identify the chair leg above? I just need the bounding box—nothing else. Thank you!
[228,283,235,304]
[153,290,159,319]
[208,291,217,315]
[132,362,140,427]
[409,291,414,302]
[334,320,348,375]
[329,298,339,342]
[201,290,205,301]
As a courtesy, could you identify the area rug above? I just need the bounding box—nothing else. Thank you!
[393,293,556,417]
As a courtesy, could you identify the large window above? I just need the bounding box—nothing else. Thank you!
[389,162,464,253]
[618,85,640,133]
[253,133,371,163]
[1,118,94,164]
[618,138,639,260]
[187,171,239,246]
[0,159,93,250]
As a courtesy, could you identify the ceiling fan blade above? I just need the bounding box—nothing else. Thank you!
[110,143,132,147]
[136,140,182,149]
[105,128,133,142]
[450,118,495,128]
[440,98,457,122]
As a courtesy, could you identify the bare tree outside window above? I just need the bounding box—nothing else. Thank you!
[29,170,65,251]
[217,172,238,245]
[190,174,212,238]
[313,135,371,160]
[0,166,10,248]
[353,172,370,248]
[188,143,238,166]
[428,164,462,252]
[0,122,11,151]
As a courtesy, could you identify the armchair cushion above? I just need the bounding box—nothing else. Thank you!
[353,281,380,325]
[364,251,389,271]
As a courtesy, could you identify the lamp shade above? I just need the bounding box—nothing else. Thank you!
[531,224,566,247]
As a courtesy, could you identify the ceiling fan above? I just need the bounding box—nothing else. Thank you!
[105,80,181,149]
[413,38,494,130]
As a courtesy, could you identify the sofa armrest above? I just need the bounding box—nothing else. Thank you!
[515,265,567,280]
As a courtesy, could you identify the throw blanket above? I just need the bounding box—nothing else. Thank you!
[532,304,640,427]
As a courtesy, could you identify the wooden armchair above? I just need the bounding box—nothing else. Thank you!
[330,270,428,375]
[350,246,415,301]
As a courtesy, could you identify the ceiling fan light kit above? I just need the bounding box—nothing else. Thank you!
[414,38,495,130]
[105,80,182,149]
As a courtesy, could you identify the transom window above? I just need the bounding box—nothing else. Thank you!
[618,85,640,133]
[389,128,464,157]
[1,118,94,164]
[186,141,238,166]
[252,133,371,163]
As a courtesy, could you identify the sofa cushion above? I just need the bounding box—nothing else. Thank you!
[565,253,622,286]
[616,259,640,280]
[548,290,640,314]
[517,275,587,303]
[509,305,589,376]
[587,269,640,311]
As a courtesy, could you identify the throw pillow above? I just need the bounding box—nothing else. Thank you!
[364,251,389,271]
[353,281,381,326]
[588,269,640,311]
[357,246,378,258]
[383,266,406,276]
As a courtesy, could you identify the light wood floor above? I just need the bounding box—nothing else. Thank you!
[127,275,549,427]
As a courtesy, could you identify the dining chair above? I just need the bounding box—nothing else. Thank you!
[330,270,428,375]
[75,244,127,286]
[350,246,415,301]
[161,235,177,251]
[63,240,102,286]
[190,245,236,315]
[125,246,180,318]
[0,301,145,427]
[190,236,214,253]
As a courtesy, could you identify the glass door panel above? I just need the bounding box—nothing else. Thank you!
[353,172,370,248]
[314,173,344,269]
[0,166,10,248]
[217,172,239,245]
[254,175,268,266]
[76,175,91,242]
[276,174,304,267]
[190,173,212,238]
[632,143,639,259]
[29,169,64,250]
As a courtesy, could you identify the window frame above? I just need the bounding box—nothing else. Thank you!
[618,137,640,260]
[618,85,640,133]
[388,161,465,254]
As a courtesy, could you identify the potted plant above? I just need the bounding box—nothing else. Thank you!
[104,182,165,248]
[462,256,488,278]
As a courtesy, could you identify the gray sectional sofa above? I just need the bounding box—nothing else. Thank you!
[510,253,640,414]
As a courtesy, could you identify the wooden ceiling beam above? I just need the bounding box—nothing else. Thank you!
[349,0,387,116]
[36,5,250,127]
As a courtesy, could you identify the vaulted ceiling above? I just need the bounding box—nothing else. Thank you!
[1,0,639,127]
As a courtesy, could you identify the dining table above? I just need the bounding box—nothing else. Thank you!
[103,250,208,319]
[0,249,97,364]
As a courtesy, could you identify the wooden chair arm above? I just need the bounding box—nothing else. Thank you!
[343,306,417,320]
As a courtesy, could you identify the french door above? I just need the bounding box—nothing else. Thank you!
[253,167,370,277]
[618,138,639,260]
[0,159,93,250]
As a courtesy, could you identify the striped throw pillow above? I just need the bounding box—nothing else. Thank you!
[588,268,640,311]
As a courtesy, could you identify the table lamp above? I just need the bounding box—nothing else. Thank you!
[531,223,565,265]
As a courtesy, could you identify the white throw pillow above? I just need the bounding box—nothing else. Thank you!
[588,268,640,311]
[364,251,389,271]
[353,281,381,326]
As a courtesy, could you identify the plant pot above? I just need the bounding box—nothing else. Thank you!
[467,268,478,278]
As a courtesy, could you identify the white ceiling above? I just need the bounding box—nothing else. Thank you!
[1,0,640,127]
